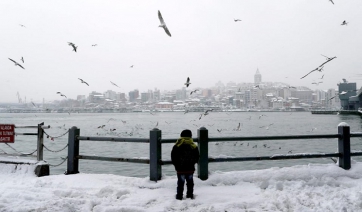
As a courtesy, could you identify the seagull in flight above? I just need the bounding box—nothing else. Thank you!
[312,81,323,85]
[234,19,242,22]
[321,54,333,60]
[91,44,97,47]
[68,42,77,52]
[130,65,134,68]
[8,58,25,69]
[319,56,336,67]
[300,66,324,79]
[185,77,191,87]
[56,92,67,98]
[21,57,24,63]
[341,20,348,26]
[190,89,199,95]
[78,78,89,86]
[253,85,261,89]
[158,10,171,37]
[19,24,26,28]
[110,81,120,88]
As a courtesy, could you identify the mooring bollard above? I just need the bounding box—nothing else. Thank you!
[150,128,162,181]
[338,123,351,170]
[37,122,44,161]
[197,127,209,180]
[66,126,80,175]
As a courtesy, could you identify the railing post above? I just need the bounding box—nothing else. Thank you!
[338,123,351,170]
[197,127,208,180]
[150,128,162,181]
[66,126,80,175]
[37,122,44,161]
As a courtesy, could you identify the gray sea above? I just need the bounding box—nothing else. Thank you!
[1,112,362,177]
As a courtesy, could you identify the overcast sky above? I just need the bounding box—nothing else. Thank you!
[1,0,362,103]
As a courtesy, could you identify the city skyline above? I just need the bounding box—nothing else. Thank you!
[2,1,362,103]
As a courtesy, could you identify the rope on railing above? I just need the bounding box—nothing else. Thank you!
[48,156,68,167]
[43,144,68,153]
[4,143,37,155]
[0,148,8,154]
[43,130,69,141]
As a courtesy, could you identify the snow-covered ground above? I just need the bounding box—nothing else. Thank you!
[1,161,361,212]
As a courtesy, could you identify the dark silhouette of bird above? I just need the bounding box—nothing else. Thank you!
[130,65,134,68]
[190,89,199,95]
[31,102,36,107]
[185,77,191,87]
[68,42,77,52]
[329,0,334,4]
[8,58,25,69]
[21,57,24,63]
[341,20,348,26]
[300,66,324,79]
[56,92,67,98]
[19,24,26,28]
[158,10,171,37]
[110,81,120,88]
[253,85,261,89]
[91,44,97,47]
[97,125,105,129]
[204,109,213,116]
[320,74,324,79]
[78,78,89,86]
[234,19,242,22]
[217,129,222,133]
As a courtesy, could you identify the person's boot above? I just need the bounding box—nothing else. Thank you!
[176,194,183,200]
[186,193,194,199]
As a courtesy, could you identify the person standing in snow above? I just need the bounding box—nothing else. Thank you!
[171,129,200,200]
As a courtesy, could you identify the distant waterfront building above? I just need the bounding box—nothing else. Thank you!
[104,90,117,100]
[128,89,139,102]
[254,68,262,84]
[338,81,357,110]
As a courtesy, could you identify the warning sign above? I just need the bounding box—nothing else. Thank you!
[0,124,15,143]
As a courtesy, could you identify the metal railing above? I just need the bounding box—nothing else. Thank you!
[1,122,50,164]
[66,123,362,181]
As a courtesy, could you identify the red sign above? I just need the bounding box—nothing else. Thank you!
[0,124,15,143]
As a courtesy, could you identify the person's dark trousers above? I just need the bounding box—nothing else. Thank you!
[176,174,194,200]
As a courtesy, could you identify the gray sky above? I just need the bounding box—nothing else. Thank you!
[1,0,362,103]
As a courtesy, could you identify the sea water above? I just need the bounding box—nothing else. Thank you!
[1,112,362,177]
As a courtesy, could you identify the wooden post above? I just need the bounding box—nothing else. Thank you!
[66,126,80,175]
[150,128,161,181]
[338,123,351,170]
[197,127,208,180]
[37,122,44,161]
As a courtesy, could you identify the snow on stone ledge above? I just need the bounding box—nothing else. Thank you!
[338,122,349,127]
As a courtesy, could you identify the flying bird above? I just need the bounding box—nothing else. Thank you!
[68,42,77,52]
[8,58,25,69]
[110,81,120,88]
[319,56,336,67]
[56,92,67,98]
[300,66,324,79]
[184,77,191,87]
[253,85,261,89]
[91,44,97,47]
[320,74,324,79]
[158,10,171,37]
[341,20,348,26]
[21,57,24,63]
[19,24,26,27]
[329,0,334,4]
[130,65,134,68]
[234,19,242,22]
[190,89,199,95]
[312,81,323,85]
[78,78,89,86]
[321,54,333,60]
